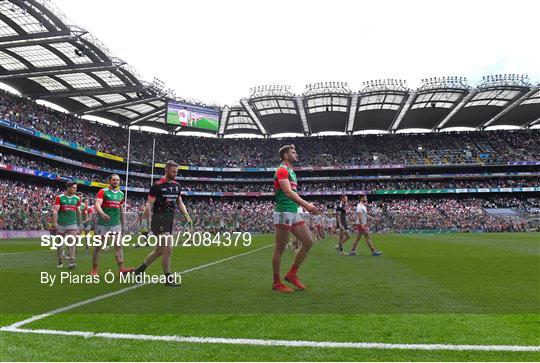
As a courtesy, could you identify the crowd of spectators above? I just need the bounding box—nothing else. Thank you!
[1,178,537,233]
[296,178,539,192]
[161,178,540,192]
[0,153,103,182]
[2,90,539,168]
[2,91,538,233]
[1,151,538,192]
[367,198,530,232]
[0,180,56,231]
[0,92,123,155]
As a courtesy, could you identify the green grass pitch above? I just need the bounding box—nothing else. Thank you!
[1,233,539,361]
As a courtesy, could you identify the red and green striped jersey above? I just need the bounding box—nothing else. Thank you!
[96,188,124,226]
[273,163,298,213]
[79,202,87,215]
[79,202,94,218]
[54,194,81,226]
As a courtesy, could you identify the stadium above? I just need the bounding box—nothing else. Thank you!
[0,0,539,361]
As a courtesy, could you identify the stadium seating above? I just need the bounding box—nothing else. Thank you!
[2,90,539,168]
[0,178,537,233]
[1,150,539,192]
[1,90,539,234]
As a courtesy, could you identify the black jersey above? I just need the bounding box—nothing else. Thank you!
[149,178,181,215]
[336,202,348,227]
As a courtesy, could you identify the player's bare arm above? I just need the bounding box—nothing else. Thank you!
[177,195,192,224]
[94,198,110,222]
[143,195,155,221]
[278,179,320,215]
[52,205,60,230]
[120,205,125,233]
[76,207,83,232]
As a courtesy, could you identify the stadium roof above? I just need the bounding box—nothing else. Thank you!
[225,78,539,136]
[1,0,539,136]
[0,0,169,130]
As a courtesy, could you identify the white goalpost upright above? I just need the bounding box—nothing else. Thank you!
[124,127,132,213]
[150,137,156,186]
[123,134,156,234]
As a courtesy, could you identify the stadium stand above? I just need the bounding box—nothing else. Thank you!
[2,90,539,234]
[0,178,537,233]
[0,0,538,236]
[2,149,540,192]
[2,91,540,167]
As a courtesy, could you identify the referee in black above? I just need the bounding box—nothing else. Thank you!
[335,195,351,254]
[134,160,192,286]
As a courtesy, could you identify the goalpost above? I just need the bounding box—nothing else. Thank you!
[122,131,157,239]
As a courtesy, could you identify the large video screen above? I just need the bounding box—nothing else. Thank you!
[166,101,219,132]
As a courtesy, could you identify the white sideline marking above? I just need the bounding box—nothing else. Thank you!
[1,326,539,352]
[0,250,49,256]
[3,244,273,329]
[3,242,538,353]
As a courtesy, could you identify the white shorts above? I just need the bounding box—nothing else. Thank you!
[57,224,78,234]
[355,224,370,234]
[273,212,305,230]
[95,224,122,235]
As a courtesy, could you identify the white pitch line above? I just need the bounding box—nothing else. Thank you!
[1,326,539,352]
[3,242,538,353]
[0,250,50,256]
[3,244,273,330]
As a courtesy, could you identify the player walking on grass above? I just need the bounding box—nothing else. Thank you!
[314,210,325,240]
[134,161,192,287]
[90,174,133,276]
[349,195,382,256]
[79,196,94,253]
[326,210,336,237]
[335,195,351,255]
[52,182,82,269]
[273,145,320,292]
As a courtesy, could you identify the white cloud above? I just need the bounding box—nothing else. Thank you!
[52,0,540,104]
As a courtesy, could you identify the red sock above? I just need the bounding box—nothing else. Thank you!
[273,274,281,284]
[288,264,299,276]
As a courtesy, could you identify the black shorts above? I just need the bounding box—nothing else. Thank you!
[151,213,174,234]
